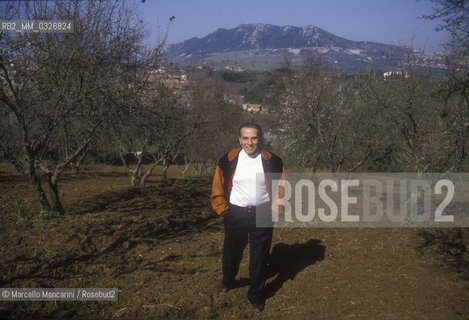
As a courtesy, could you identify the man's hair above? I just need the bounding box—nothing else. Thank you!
[238,122,262,138]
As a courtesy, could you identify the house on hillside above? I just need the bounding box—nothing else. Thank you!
[242,103,269,114]
[383,70,409,80]
[224,94,245,106]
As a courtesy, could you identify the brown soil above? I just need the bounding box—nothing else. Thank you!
[0,164,468,319]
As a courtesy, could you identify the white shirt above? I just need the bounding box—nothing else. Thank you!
[229,149,270,207]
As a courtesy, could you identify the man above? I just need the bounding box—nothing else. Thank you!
[210,122,285,312]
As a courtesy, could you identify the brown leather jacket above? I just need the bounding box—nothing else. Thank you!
[210,148,285,216]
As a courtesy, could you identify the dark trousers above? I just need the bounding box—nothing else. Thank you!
[222,203,273,305]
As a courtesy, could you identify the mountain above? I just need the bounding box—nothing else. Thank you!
[166,23,414,69]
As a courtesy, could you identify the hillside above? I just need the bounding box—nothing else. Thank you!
[166,23,431,70]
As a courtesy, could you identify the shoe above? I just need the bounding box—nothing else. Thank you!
[217,283,230,294]
[251,303,264,312]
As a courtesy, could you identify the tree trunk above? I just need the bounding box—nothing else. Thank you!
[131,164,142,187]
[27,156,53,211]
[193,162,202,176]
[128,152,145,187]
[140,159,160,187]
[200,159,211,175]
[181,155,192,178]
[70,151,86,175]
[162,158,169,181]
[29,169,52,212]
[48,177,64,213]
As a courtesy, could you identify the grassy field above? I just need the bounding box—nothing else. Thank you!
[0,163,467,319]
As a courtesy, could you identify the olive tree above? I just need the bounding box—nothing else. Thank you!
[179,70,244,177]
[0,0,151,213]
[112,80,196,186]
[420,0,469,170]
[278,53,374,172]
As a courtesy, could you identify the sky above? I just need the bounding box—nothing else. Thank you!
[139,0,450,52]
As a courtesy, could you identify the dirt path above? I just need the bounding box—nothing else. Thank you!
[0,165,467,319]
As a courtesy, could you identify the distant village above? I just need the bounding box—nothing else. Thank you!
[152,64,270,114]
[144,62,423,113]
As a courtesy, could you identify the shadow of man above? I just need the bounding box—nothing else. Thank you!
[265,239,326,298]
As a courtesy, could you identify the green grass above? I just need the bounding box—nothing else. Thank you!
[13,201,28,221]
[13,201,75,221]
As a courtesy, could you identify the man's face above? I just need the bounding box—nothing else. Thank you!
[239,127,260,155]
